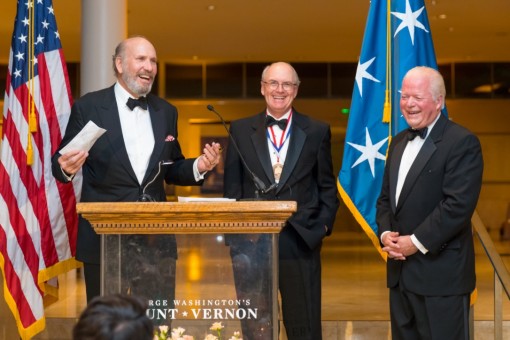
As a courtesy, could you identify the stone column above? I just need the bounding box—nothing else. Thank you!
[80,0,127,95]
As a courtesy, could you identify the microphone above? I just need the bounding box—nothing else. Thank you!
[138,160,174,202]
[207,105,277,199]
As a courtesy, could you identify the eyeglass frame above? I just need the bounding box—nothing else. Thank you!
[261,80,299,91]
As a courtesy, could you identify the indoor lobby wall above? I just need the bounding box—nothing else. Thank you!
[0,98,509,232]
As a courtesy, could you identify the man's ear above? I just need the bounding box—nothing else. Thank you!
[115,57,123,75]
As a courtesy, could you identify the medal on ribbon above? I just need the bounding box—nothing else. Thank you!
[273,163,283,181]
[266,112,292,182]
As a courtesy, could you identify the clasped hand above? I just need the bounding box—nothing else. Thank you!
[381,232,418,261]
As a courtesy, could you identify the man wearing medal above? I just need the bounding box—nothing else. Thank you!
[224,62,339,340]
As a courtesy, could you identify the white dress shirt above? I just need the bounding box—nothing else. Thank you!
[115,83,155,184]
[382,113,441,254]
[266,110,292,183]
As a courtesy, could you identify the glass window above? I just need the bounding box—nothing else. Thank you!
[438,64,452,98]
[292,63,328,98]
[65,62,80,99]
[331,63,357,98]
[206,63,243,98]
[165,64,203,98]
[454,63,492,98]
[0,65,7,97]
[246,62,269,98]
[493,63,510,98]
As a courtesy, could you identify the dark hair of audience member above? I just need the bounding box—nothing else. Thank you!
[73,294,153,340]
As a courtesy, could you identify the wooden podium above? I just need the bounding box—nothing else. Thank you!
[77,201,296,339]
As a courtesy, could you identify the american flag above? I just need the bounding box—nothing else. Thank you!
[0,0,81,338]
[338,0,444,258]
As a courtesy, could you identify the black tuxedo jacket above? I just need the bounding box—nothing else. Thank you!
[223,110,339,250]
[376,114,483,296]
[52,85,199,264]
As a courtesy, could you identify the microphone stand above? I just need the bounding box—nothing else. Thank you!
[207,105,277,200]
[138,160,174,202]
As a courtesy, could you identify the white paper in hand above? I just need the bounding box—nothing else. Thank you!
[60,120,107,154]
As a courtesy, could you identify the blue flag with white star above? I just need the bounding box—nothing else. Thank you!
[338,0,444,258]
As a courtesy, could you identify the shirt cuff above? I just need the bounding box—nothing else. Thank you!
[60,166,75,182]
[380,231,390,243]
[411,234,429,254]
[193,157,207,182]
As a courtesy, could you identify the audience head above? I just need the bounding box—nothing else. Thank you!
[73,294,153,340]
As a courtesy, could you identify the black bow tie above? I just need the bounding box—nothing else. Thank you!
[407,127,428,141]
[126,96,148,110]
[265,116,288,130]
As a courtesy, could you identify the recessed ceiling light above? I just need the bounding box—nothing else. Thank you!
[207,5,215,11]
[438,14,447,19]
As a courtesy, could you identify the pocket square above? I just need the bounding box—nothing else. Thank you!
[165,135,175,142]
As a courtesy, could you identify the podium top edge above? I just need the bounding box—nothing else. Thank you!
[76,201,297,214]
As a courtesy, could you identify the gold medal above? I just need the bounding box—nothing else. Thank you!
[273,162,283,181]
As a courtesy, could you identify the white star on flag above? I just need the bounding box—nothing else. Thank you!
[35,34,44,44]
[18,34,27,43]
[391,0,429,45]
[347,127,388,178]
[15,51,24,61]
[355,56,380,97]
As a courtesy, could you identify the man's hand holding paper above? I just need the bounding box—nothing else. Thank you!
[58,121,106,176]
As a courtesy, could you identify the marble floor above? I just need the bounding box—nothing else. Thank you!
[1,228,509,339]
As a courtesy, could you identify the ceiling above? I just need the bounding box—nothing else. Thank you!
[1,0,510,65]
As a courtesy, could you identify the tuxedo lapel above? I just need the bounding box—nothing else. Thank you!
[276,117,306,193]
[396,139,436,211]
[390,137,406,213]
[251,115,274,183]
[98,87,138,183]
[141,95,166,184]
[395,115,446,211]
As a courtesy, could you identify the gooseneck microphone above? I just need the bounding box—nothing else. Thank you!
[207,105,277,199]
[138,160,174,202]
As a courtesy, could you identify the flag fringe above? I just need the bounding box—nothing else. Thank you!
[0,252,45,340]
[0,252,81,340]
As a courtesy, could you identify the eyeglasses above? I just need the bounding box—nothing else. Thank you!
[262,80,298,91]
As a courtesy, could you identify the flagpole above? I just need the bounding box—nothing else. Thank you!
[27,0,37,165]
[383,0,394,159]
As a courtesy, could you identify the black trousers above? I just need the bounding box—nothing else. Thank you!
[390,280,470,340]
[229,227,323,340]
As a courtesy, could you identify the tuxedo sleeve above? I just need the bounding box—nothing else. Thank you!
[51,99,87,183]
[316,127,339,235]
[376,137,396,240]
[413,133,483,254]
